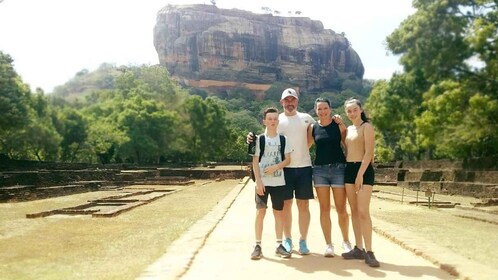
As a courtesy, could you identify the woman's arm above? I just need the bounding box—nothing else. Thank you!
[339,122,347,149]
[307,123,314,149]
[357,123,375,179]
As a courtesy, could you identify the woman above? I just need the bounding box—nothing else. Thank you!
[341,98,380,267]
[307,98,352,257]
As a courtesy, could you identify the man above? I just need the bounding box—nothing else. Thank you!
[249,88,315,255]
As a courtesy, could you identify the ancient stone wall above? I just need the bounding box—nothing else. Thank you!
[397,158,498,199]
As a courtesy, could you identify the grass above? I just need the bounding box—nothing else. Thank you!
[2,178,497,278]
[370,185,498,269]
[0,179,239,280]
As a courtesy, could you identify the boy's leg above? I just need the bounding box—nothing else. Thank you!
[273,209,283,240]
[255,207,266,242]
[270,186,291,258]
[269,186,286,241]
[255,193,268,242]
[252,192,268,260]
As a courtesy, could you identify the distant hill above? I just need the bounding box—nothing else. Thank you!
[50,63,123,100]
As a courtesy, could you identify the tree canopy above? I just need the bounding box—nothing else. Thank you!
[3,0,496,165]
[368,0,498,161]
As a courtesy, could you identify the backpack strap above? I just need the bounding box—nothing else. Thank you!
[258,135,265,162]
[279,135,286,161]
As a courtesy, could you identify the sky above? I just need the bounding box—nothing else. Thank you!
[0,0,415,92]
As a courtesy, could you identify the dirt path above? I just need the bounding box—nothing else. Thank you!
[139,179,498,279]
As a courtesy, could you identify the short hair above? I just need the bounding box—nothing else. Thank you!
[263,107,279,119]
[314,97,331,108]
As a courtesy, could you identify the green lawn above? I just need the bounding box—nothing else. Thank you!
[0,179,239,280]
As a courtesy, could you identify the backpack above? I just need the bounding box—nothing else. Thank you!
[250,134,286,181]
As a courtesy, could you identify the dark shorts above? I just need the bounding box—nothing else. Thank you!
[256,186,286,210]
[345,162,375,186]
[283,166,314,200]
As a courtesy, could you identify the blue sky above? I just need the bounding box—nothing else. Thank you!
[0,0,414,92]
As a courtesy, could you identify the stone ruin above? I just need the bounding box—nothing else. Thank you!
[396,159,498,202]
[1,157,496,214]
[0,159,248,217]
[375,158,498,207]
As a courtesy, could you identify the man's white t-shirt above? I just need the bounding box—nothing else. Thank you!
[254,134,293,187]
[277,112,315,168]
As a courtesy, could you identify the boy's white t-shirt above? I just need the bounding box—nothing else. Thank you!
[254,133,293,187]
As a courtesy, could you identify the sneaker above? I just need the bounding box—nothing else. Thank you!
[251,244,262,260]
[324,244,335,257]
[342,241,353,253]
[283,237,293,252]
[275,244,291,258]
[341,246,365,260]
[298,239,310,255]
[365,251,380,267]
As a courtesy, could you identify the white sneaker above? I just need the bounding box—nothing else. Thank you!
[342,241,353,253]
[324,244,335,257]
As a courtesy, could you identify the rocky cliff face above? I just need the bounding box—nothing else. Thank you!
[153,4,364,92]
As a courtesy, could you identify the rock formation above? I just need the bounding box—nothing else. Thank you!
[153,4,364,92]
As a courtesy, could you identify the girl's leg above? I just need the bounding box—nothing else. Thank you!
[345,184,362,249]
[357,185,373,251]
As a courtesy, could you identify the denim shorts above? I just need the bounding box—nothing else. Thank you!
[313,163,346,188]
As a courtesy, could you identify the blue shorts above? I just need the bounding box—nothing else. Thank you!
[283,167,314,200]
[313,163,346,188]
[345,162,375,186]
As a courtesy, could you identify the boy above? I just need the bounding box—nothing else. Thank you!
[251,107,293,260]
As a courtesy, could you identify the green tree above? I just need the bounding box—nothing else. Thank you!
[78,66,187,164]
[117,91,179,163]
[0,53,62,160]
[370,0,498,160]
[25,91,62,161]
[183,96,231,163]
[367,74,427,160]
[85,121,128,164]
[55,108,88,162]
[0,52,30,143]
[1,91,62,161]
